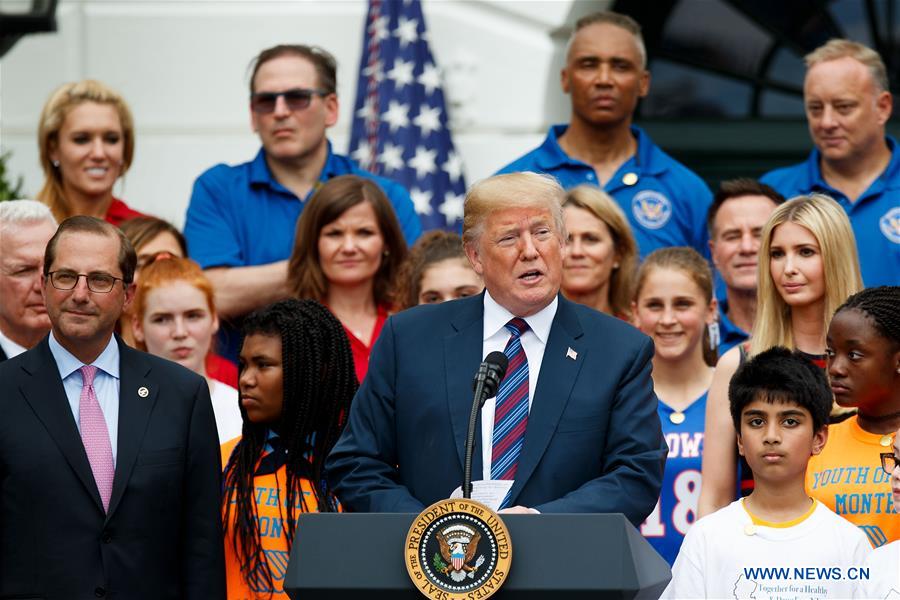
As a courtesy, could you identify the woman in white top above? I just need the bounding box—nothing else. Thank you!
[131,257,242,442]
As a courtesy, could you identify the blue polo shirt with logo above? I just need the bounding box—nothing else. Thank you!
[184,143,422,361]
[496,125,712,260]
[761,137,900,287]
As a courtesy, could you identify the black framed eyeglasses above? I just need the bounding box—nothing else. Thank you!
[881,452,898,476]
[48,270,124,293]
[250,88,328,114]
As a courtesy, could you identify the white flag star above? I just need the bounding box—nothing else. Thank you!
[418,62,441,96]
[442,151,464,183]
[439,191,465,224]
[413,105,441,136]
[382,100,410,132]
[394,16,419,48]
[387,59,415,90]
[377,142,405,173]
[356,97,377,121]
[408,146,437,180]
[410,187,433,216]
[370,15,390,42]
[351,140,374,169]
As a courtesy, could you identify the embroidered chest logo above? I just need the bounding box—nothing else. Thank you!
[632,190,672,230]
[879,206,900,244]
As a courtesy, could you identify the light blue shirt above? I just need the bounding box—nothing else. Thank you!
[48,333,120,464]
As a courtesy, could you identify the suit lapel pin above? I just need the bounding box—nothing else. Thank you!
[137,386,149,398]
[566,347,577,360]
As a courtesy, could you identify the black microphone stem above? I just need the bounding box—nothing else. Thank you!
[463,376,486,499]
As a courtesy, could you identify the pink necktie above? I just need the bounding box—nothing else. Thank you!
[79,365,114,512]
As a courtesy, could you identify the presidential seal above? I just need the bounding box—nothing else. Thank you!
[404,499,512,600]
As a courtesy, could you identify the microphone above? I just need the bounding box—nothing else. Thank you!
[463,352,509,499]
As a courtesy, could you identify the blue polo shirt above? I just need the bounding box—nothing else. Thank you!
[716,300,749,358]
[184,143,422,362]
[761,138,900,287]
[496,125,712,260]
[184,143,421,271]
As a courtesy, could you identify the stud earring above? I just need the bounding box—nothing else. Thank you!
[52,160,60,168]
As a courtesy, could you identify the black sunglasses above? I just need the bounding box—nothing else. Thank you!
[250,88,328,114]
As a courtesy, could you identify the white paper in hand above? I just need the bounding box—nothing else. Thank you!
[449,480,514,511]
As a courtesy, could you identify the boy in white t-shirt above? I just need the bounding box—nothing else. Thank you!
[663,347,871,600]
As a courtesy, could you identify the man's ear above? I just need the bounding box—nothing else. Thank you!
[876,90,893,125]
[736,432,745,457]
[811,425,828,456]
[324,93,339,128]
[464,241,484,276]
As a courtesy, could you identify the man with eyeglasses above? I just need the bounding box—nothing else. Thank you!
[184,44,421,362]
[0,216,225,599]
[0,200,57,362]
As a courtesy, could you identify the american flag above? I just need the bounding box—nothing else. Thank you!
[349,0,467,231]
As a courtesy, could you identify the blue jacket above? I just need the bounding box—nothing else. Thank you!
[326,293,666,524]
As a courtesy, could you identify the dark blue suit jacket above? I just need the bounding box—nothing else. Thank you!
[0,336,226,599]
[326,294,666,524]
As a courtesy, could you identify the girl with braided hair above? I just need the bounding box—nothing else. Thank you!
[222,299,357,598]
[807,286,900,549]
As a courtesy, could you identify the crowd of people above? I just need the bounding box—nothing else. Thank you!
[0,8,897,600]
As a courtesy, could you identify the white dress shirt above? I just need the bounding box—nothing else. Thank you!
[48,333,120,464]
[0,328,27,359]
[479,291,558,481]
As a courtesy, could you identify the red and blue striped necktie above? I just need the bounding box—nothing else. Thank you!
[491,318,530,490]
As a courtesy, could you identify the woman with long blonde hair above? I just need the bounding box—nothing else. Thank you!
[36,79,144,225]
[698,193,863,517]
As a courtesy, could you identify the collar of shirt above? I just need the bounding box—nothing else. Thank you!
[48,332,120,381]
[535,124,667,178]
[249,140,358,201]
[482,290,557,345]
[804,135,900,204]
[0,328,27,359]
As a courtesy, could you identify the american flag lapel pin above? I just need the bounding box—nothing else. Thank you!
[566,347,577,360]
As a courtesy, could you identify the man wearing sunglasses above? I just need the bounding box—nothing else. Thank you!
[184,44,421,362]
[0,216,225,599]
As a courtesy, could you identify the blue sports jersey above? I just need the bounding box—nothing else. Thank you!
[640,392,707,565]
[496,125,712,261]
[761,137,900,288]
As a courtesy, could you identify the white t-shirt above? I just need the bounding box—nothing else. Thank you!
[662,499,871,600]
[858,541,900,599]
[209,381,242,444]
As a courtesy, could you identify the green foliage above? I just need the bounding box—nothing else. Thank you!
[0,150,25,202]
[432,552,448,572]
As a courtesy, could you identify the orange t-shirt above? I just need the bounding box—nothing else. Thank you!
[221,437,331,599]
[806,417,898,548]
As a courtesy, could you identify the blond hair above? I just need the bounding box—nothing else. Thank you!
[751,194,862,356]
[36,80,135,222]
[563,185,638,317]
[462,172,566,249]
[805,39,889,92]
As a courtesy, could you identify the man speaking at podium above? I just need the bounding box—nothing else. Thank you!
[327,172,665,523]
